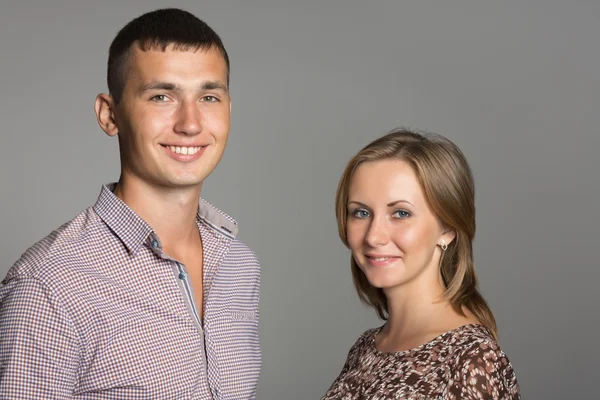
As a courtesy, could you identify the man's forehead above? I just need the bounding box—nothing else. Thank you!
[127,45,228,78]
[129,40,224,59]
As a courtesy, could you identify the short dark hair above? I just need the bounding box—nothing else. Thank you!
[107,8,230,103]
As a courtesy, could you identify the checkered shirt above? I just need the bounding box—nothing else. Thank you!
[0,184,261,399]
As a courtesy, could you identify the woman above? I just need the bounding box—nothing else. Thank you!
[322,129,520,399]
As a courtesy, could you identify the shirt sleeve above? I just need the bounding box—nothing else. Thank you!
[0,276,79,399]
[447,339,521,400]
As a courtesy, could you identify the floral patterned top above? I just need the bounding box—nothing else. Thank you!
[322,324,520,400]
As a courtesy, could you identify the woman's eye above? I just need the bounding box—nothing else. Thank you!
[393,210,411,219]
[352,209,371,219]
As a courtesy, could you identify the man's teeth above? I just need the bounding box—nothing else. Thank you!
[168,146,202,155]
[371,257,390,261]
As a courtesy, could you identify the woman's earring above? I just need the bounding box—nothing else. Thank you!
[440,240,448,251]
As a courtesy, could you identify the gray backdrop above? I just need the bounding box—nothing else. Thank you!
[1,0,598,398]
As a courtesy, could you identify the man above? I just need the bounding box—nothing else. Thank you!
[0,8,260,399]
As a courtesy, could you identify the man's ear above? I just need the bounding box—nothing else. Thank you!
[94,93,119,137]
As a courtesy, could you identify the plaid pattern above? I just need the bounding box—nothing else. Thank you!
[0,184,261,399]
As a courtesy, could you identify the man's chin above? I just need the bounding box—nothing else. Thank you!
[163,178,205,189]
[161,168,213,187]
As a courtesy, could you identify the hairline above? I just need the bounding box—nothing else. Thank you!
[111,40,230,104]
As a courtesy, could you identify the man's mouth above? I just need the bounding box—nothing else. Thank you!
[162,145,205,155]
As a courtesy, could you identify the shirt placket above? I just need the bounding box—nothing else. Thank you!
[176,262,203,324]
[198,223,232,400]
[149,236,214,398]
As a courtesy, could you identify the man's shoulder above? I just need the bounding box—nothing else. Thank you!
[4,207,102,284]
[229,239,259,262]
[198,198,259,269]
[225,238,261,280]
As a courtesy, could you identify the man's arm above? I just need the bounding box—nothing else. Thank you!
[0,276,79,398]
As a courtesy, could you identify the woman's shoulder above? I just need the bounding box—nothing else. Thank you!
[447,324,513,363]
[444,324,521,399]
[358,326,382,342]
[446,324,517,378]
[443,323,496,346]
[346,326,381,353]
[342,326,382,359]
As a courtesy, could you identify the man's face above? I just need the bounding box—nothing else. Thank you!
[113,44,231,190]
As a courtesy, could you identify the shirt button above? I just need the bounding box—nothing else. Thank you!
[152,240,159,248]
[179,272,186,280]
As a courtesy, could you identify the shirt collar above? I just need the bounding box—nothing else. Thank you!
[93,183,238,255]
[197,197,238,240]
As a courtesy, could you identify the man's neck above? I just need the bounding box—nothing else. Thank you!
[113,176,202,254]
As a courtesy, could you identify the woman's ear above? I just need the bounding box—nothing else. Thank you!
[441,228,457,247]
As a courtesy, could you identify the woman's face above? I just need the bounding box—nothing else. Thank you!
[346,159,454,292]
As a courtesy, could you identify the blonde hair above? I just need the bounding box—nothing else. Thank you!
[335,128,498,338]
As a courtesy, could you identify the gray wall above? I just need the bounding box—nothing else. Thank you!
[1,0,598,398]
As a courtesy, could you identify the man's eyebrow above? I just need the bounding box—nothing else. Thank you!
[137,81,228,94]
[201,81,228,92]
[138,81,182,93]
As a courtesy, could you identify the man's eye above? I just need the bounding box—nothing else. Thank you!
[151,95,168,102]
[201,95,219,103]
